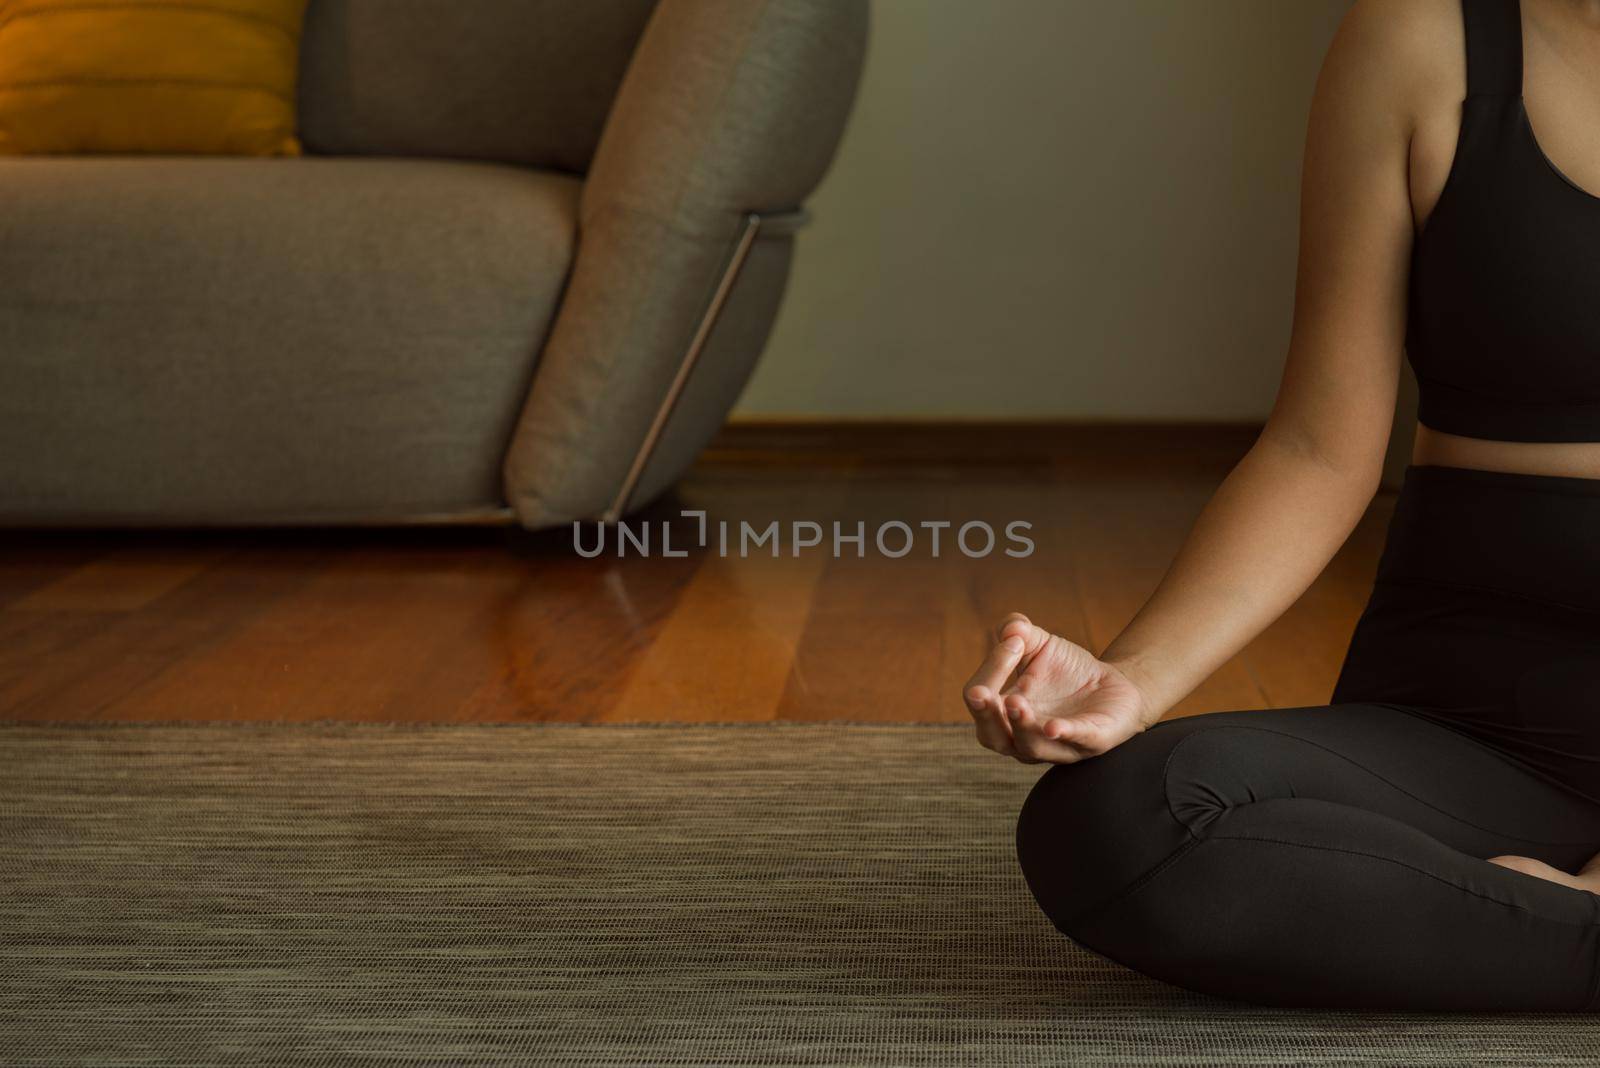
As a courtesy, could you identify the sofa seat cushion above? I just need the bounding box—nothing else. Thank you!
[0,157,578,522]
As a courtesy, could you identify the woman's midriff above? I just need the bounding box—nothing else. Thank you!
[1412,423,1600,481]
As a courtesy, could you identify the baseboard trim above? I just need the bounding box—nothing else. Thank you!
[707,419,1264,465]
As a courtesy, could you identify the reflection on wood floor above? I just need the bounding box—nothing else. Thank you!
[0,423,1393,724]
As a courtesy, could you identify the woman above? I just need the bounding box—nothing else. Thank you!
[970,0,1600,1011]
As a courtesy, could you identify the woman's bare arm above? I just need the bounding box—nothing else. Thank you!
[1101,2,1435,720]
[965,1,1457,759]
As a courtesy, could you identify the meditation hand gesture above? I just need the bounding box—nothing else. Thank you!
[962,613,1153,764]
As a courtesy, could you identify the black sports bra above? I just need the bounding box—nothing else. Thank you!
[1408,0,1600,442]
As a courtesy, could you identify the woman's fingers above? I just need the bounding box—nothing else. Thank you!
[1005,693,1085,764]
[963,684,1018,756]
[990,690,1039,762]
[986,692,1031,759]
[966,632,1026,698]
[965,614,1064,763]
[993,613,1052,659]
[1042,709,1103,747]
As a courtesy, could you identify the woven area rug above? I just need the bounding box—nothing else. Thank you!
[3,723,1599,1067]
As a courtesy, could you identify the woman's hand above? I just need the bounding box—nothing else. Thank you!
[962,613,1154,764]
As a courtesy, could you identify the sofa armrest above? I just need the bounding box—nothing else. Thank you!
[503,0,868,529]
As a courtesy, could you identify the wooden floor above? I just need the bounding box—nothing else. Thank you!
[0,424,1394,724]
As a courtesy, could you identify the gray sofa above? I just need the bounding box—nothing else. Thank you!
[0,0,866,528]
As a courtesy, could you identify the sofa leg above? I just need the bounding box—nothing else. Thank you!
[599,209,807,525]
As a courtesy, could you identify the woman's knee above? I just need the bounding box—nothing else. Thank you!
[1014,724,1194,933]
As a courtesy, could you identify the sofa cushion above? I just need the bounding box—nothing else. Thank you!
[0,0,310,156]
[0,157,578,522]
[502,0,868,528]
[298,0,657,172]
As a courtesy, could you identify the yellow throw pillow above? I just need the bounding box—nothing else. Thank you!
[0,0,309,156]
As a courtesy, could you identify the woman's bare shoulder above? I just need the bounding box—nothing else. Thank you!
[1324,0,1465,122]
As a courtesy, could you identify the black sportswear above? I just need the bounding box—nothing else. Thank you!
[1017,466,1600,1009]
[1015,0,1600,1008]
[1409,0,1600,442]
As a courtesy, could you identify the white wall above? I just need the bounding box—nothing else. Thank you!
[735,0,1353,420]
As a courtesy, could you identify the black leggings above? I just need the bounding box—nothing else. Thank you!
[1016,466,1600,1011]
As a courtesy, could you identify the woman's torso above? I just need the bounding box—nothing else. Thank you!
[1412,430,1600,478]
[1405,0,1600,477]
